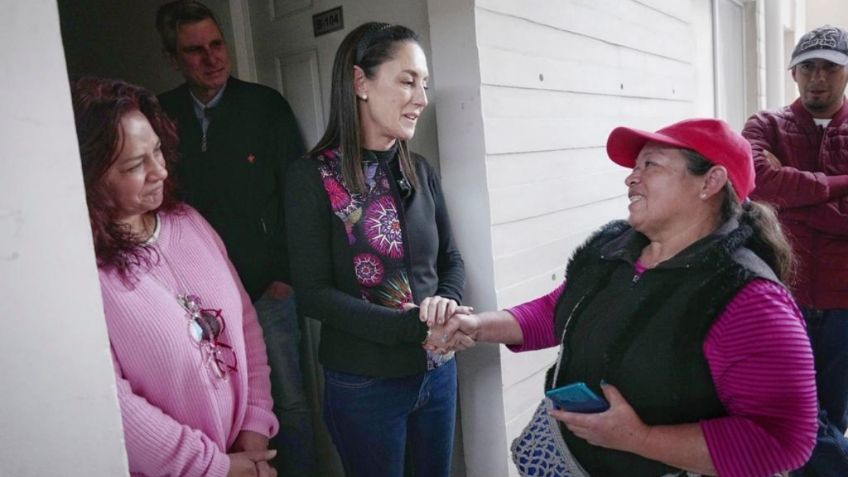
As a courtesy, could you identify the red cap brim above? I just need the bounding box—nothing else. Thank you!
[606,127,691,168]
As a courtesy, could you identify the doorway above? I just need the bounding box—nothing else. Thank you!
[57,1,453,476]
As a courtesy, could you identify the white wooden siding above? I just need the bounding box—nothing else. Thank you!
[476,10,695,101]
[467,1,713,471]
[478,0,693,61]
[429,1,716,474]
[481,88,692,155]
[477,3,702,302]
[492,198,628,300]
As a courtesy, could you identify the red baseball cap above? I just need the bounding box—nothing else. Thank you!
[606,118,755,202]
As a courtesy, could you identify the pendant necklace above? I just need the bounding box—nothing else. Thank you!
[147,213,236,380]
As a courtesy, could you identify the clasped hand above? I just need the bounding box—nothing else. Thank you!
[228,431,277,477]
[403,296,480,354]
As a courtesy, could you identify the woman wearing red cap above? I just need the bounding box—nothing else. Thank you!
[435,119,818,477]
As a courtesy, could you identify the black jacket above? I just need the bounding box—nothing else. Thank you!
[286,150,464,377]
[158,77,304,300]
[552,219,777,476]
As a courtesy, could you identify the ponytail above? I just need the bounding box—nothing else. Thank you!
[738,197,795,284]
[682,149,795,284]
[718,184,795,283]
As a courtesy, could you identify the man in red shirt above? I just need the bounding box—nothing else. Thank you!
[743,25,848,476]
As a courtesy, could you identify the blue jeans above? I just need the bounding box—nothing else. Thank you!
[323,359,457,477]
[253,294,317,476]
[792,308,848,476]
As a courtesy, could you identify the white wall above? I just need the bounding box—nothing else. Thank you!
[750,0,768,114]
[427,1,506,475]
[429,1,716,475]
[806,0,848,31]
[694,0,717,118]
[763,0,808,109]
[0,1,128,475]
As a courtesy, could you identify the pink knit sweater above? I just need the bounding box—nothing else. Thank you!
[98,207,278,477]
[508,269,817,477]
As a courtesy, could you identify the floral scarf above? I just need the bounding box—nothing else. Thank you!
[315,148,450,369]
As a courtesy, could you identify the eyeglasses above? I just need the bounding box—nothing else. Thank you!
[178,294,238,380]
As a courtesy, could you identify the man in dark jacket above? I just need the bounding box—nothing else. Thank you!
[155,2,316,475]
[742,25,848,477]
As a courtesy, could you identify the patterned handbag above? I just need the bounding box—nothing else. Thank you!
[510,397,590,477]
[511,297,590,476]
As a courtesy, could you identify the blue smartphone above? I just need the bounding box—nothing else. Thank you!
[545,382,609,413]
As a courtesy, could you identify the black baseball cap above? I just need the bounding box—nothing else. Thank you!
[789,25,848,69]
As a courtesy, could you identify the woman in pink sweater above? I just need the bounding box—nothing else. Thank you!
[434,119,818,477]
[71,77,278,477]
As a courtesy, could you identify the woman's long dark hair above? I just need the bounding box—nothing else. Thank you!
[681,149,795,283]
[309,22,421,193]
[71,77,180,279]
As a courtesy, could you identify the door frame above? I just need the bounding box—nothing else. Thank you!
[228,0,258,82]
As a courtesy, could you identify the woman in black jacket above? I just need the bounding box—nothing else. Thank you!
[285,22,465,477]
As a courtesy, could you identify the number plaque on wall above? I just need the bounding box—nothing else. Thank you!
[313,6,343,37]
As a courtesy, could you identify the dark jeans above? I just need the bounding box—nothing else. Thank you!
[323,359,458,477]
[792,308,848,476]
[253,294,317,476]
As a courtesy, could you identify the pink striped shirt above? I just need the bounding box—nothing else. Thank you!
[508,269,817,477]
[99,207,278,477]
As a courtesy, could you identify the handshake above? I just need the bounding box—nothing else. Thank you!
[403,296,481,355]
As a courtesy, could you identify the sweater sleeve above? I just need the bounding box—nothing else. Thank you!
[285,158,429,346]
[187,209,279,438]
[505,283,564,352]
[742,112,839,208]
[112,349,231,477]
[700,279,817,477]
[428,162,465,303]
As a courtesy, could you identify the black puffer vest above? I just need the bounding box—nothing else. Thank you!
[550,219,778,476]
